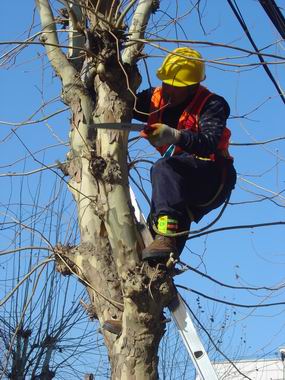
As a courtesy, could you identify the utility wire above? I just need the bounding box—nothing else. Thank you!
[258,0,285,39]
[227,0,285,104]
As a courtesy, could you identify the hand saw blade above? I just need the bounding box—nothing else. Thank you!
[89,123,146,132]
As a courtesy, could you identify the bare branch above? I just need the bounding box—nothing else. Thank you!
[131,39,285,68]
[36,0,78,81]
[66,0,86,63]
[0,107,68,127]
[231,136,285,146]
[178,285,285,309]
[179,261,285,292]
[132,37,285,61]
[188,221,285,240]
[0,163,63,177]
[122,0,155,65]
[0,247,52,257]
[0,258,54,308]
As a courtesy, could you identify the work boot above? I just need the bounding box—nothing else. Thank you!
[102,319,122,335]
[142,235,178,262]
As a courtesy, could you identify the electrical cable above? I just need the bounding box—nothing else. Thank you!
[258,0,285,39]
[227,0,285,104]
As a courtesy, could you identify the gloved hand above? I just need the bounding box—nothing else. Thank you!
[140,123,181,147]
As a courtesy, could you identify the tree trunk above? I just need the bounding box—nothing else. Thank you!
[36,1,175,378]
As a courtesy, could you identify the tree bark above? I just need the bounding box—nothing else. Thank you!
[36,1,175,378]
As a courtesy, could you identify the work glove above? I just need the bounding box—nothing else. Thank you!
[140,123,181,147]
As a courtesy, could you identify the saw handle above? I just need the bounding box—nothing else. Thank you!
[139,124,159,138]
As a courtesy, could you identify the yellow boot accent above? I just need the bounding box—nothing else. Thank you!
[157,215,178,235]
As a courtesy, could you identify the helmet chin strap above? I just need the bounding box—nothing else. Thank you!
[162,92,170,103]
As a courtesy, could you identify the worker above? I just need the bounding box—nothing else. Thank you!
[102,47,237,336]
[133,47,237,262]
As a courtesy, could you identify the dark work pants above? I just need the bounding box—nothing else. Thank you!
[150,153,237,252]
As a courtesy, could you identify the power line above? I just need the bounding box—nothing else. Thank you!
[227,0,285,104]
[258,0,285,39]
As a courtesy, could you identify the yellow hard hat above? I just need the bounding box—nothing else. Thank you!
[156,47,205,87]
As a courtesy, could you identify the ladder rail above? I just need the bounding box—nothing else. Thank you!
[169,295,219,380]
[129,187,219,380]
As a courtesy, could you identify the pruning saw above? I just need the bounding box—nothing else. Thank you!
[89,122,147,132]
[91,123,176,157]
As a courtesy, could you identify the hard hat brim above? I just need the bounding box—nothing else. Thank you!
[157,71,205,87]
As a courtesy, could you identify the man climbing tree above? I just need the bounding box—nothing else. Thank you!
[104,47,237,336]
[137,47,237,261]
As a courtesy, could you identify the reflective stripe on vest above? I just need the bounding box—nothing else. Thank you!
[147,85,232,160]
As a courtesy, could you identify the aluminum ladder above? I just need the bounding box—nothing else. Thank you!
[130,187,219,380]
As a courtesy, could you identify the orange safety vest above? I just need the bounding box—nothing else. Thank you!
[147,85,232,160]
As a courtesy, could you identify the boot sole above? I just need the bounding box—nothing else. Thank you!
[141,250,177,261]
[102,321,122,335]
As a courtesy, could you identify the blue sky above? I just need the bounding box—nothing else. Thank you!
[0,0,285,376]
